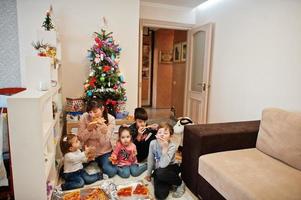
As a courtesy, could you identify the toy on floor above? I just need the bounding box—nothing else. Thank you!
[173,117,193,152]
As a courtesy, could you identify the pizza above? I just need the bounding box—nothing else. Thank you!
[133,184,149,196]
[81,188,108,200]
[117,186,132,197]
[63,191,80,200]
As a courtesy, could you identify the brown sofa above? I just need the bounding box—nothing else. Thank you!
[182,120,260,199]
[182,108,301,200]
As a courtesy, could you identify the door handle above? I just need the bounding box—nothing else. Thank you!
[202,82,206,91]
[197,82,209,91]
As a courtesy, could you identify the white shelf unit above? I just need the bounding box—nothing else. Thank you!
[8,30,63,200]
[7,89,63,199]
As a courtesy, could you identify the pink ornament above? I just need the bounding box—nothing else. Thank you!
[94,57,100,63]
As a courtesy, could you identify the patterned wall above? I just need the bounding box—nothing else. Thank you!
[0,0,21,88]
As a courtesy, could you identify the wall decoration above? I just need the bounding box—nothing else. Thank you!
[181,42,187,62]
[173,43,181,62]
[159,50,173,64]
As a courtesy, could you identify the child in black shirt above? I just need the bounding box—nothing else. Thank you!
[129,108,158,162]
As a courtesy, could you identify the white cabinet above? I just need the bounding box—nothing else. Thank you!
[8,30,63,200]
[8,90,63,199]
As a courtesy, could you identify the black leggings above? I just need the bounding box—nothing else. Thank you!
[153,164,182,200]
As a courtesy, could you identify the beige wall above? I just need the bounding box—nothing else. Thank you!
[17,0,140,114]
[140,1,196,25]
[196,0,301,122]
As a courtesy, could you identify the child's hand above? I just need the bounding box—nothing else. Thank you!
[109,155,118,165]
[84,146,96,159]
[98,123,108,134]
[137,127,146,141]
[97,117,106,125]
[132,149,137,157]
[87,154,95,161]
[156,135,169,153]
[138,127,145,135]
[87,121,98,131]
[145,176,151,182]
[148,123,159,130]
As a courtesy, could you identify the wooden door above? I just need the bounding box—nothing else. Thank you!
[186,23,213,123]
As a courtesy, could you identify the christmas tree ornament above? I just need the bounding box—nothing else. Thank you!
[89,70,95,77]
[94,54,101,63]
[103,65,111,72]
[101,73,106,77]
[89,77,97,87]
[99,76,105,82]
[119,75,125,82]
[84,84,90,90]
[87,51,93,61]
[42,6,55,31]
[87,91,93,97]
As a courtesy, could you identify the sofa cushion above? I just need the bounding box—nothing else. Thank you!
[256,108,301,170]
[199,148,301,200]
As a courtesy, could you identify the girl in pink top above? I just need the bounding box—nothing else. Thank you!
[78,100,117,177]
[110,126,147,178]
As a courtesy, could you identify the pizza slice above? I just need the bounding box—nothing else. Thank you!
[117,186,132,197]
[81,188,108,200]
[133,184,149,196]
[63,191,80,200]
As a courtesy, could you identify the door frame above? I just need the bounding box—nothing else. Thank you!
[184,23,213,123]
[138,19,193,109]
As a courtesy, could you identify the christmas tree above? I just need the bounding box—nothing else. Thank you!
[42,8,55,31]
[84,29,126,116]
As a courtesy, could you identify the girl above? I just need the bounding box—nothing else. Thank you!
[78,100,117,177]
[110,126,147,178]
[60,134,102,191]
[145,122,185,199]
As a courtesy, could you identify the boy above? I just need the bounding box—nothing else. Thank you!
[129,107,157,162]
[145,122,185,199]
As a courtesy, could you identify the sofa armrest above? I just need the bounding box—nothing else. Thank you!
[182,120,260,197]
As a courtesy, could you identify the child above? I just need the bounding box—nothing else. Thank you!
[110,126,147,178]
[60,134,102,191]
[77,100,117,177]
[145,122,185,199]
[129,107,158,162]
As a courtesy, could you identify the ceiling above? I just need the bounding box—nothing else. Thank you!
[140,0,207,8]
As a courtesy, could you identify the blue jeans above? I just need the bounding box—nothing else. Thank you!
[117,163,147,178]
[95,152,117,177]
[62,169,101,191]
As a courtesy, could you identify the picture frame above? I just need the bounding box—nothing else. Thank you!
[143,27,149,36]
[159,50,173,64]
[173,43,181,62]
[181,42,187,62]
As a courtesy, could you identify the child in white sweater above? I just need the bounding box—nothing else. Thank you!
[145,122,185,199]
[60,134,102,190]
